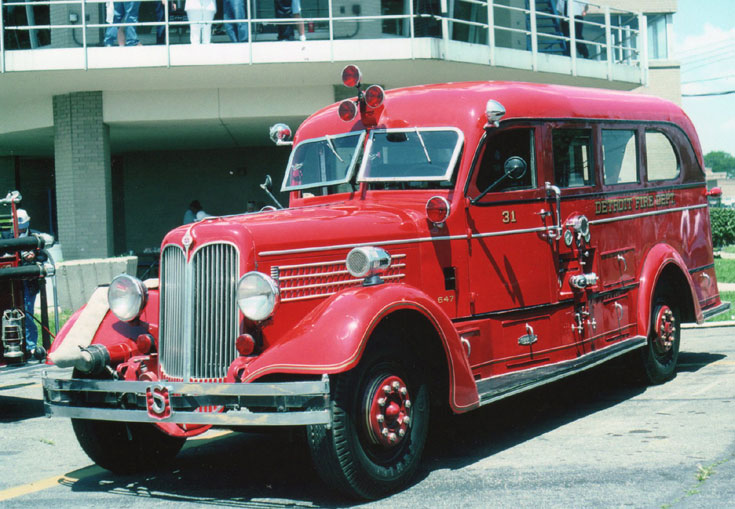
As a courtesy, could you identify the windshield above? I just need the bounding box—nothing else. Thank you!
[281,131,366,193]
[357,128,463,184]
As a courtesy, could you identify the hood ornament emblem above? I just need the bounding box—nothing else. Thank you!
[182,224,195,256]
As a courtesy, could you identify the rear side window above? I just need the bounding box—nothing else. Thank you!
[553,129,594,187]
[646,131,680,181]
[602,130,638,185]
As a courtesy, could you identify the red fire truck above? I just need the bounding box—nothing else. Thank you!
[43,67,729,499]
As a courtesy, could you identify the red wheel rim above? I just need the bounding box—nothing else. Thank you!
[653,305,676,355]
[364,374,412,448]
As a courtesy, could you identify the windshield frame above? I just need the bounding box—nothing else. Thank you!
[356,127,464,183]
[280,130,366,192]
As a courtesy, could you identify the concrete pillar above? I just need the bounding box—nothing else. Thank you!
[53,92,113,260]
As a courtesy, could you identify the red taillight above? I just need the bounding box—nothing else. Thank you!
[364,85,385,109]
[341,64,362,88]
[236,334,256,356]
[339,99,358,121]
[426,196,450,226]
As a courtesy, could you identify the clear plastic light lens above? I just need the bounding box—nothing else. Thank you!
[108,274,147,322]
[237,272,280,321]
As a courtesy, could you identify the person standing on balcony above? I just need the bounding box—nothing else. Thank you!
[274,0,306,42]
[104,1,141,46]
[224,0,249,42]
[557,0,589,58]
[186,0,217,44]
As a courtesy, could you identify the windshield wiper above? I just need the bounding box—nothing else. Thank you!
[324,135,344,163]
[414,128,431,163]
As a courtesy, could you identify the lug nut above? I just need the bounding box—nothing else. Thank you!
[388,433,397,443]
[378,397,386,407]
[383,385,392,394]
[400,387,408,396]
[405,400,411,409]
[392,381,400,390]
[382,428,389,436]
[399,428,406,437]
[403,416,410,425]
[377,414,384,423]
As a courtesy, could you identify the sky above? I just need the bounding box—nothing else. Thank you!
[673,0,735,156]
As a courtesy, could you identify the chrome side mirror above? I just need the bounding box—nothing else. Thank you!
[269,123,293,146]
[504,156,527,180]
[486,100,505,127]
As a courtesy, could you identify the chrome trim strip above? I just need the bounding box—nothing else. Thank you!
[702,301,731,320]
[259,235,465,257]
[472,226,549,239]
[259,225,549,257]
[44,405,331,426]
[589,204,708,226]
[475,336,646,406]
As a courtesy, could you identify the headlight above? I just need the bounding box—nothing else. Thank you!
[108,274,147,322]
[237,272,280,322]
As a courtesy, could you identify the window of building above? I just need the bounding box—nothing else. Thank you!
[646,130,679,181]
[553,129,594,188]
[602,130,638,185]
[473,128,536,194]
[647,14,671,60]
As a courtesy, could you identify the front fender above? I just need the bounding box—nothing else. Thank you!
[637,243,702,335]
[48,286,155,365]
[237,283,480,413]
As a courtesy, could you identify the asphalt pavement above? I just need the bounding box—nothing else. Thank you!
[1,326,734,508]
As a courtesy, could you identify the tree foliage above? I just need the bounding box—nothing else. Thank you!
[704,151,735,177]
[710,207,735,248]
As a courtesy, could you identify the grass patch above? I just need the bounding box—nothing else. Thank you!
[721,245,735,254]
[33,309,73,339]
[706,291,735,322]
[714,257,735,283]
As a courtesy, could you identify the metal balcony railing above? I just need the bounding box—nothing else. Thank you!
[0,0,647,80]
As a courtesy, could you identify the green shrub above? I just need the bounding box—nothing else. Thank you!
[709,207,735,248]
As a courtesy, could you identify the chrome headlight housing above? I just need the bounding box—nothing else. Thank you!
[237,272,280,322]
[108,274,148,322]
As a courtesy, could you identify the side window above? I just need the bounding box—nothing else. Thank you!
[602,129,638,185]
[646,130,680,181]
[552,129,594,187]
[475,128,536,193]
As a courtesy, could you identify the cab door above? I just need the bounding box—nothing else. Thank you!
[464,126,560,367]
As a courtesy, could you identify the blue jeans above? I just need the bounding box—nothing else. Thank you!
[23,280,38,352]
[104,2,141,46]
[224,0,249,42]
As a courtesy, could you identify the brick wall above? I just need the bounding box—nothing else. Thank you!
[53,91,113,259]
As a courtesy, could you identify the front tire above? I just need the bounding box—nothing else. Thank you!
[307,341,430,499]
[71,419,186,474]
[641,295,681,384]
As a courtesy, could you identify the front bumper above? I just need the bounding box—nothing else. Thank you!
[42,371,331,426]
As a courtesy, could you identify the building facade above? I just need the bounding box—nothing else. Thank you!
[0,0,678,260]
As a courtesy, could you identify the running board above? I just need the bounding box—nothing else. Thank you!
[476,336,646,406]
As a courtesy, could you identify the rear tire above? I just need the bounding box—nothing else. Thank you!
[72,419,186,474]
[307,339,429,499]
[641,293,681,385]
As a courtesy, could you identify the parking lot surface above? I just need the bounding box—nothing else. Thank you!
[1,326,733,508]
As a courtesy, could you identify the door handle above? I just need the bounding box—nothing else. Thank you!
[616,254,627,272]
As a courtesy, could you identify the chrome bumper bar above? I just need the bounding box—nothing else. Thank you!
[42,371,331,426]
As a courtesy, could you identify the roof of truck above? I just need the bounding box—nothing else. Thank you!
[296,81,702,164]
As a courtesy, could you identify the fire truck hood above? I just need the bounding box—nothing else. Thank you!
[163,201,425,263]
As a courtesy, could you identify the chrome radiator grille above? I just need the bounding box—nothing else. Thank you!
[159,243,240,381]
[274,254,406,303]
